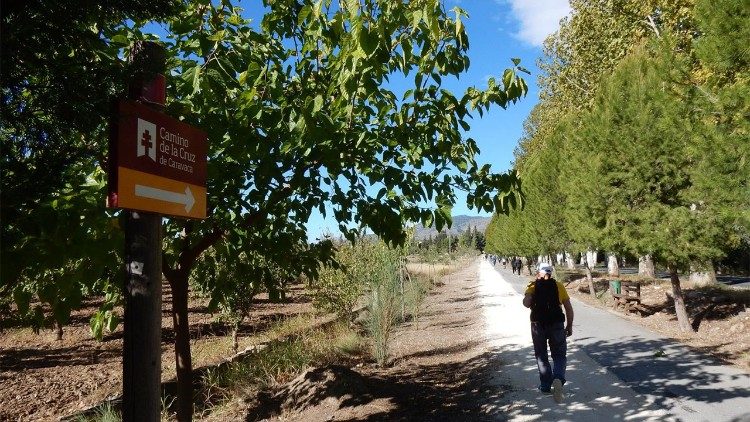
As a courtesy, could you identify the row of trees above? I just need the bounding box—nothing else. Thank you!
[412,225,485,253]
[485,0,749,333]
[2,0,527,419]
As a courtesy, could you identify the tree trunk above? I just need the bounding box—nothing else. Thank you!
[689,263,717,287]
[232,320,240,354]
[579,253,586,266]
[638,255,655,278]
[565,252,576,269]
[607,253,620,277]
[669,268,694,333]
[585,265,596,296]
[55,321,63,341]
[168,272,193,421]
[586,249,598,270]
[583,251,596,295]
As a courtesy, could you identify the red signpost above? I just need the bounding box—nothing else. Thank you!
[108,100,207,219]
[109,41,207,422]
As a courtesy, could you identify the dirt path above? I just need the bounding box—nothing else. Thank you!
[252,258,508,421]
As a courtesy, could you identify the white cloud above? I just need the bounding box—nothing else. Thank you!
[501,0,571,46]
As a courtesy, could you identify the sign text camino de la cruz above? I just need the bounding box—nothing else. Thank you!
[108,100,207,219]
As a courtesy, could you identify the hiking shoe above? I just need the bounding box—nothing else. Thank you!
[539,386,552,394]
[552,378,564,403]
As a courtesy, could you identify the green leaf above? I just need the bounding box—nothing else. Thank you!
[182,65,202,94]
[411,10,423,29]
[90,313,104,341]
[13,287,32,315]
[359,28,378,56]
[110,34,128,45]
[502,69,514,88]
[105,311,120,332]
[313,95,324,113]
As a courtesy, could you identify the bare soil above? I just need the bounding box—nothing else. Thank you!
[0,284,313,422]
[201,258,506,421]
[565,274,750,371]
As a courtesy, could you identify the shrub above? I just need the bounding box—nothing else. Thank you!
[308,241,373,319]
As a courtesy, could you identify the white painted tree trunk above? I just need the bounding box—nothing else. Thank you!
[566,252,576,269]
[580,254,586,266]
[556,253,564,265]
[586,250,598,269]
[607,253,620,277]
[689,263,717,286]
[639,255,655,278]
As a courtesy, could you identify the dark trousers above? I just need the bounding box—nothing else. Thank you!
[531,321,567,389]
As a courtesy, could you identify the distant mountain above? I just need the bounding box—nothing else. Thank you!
[412,214,491,240]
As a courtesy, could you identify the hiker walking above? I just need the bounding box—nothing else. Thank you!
[522,263,574,403]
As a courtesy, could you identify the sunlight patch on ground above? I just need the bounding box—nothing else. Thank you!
[476,259,671,422]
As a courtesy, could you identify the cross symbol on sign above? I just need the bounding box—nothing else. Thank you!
[136,119,157,161]
[141,130,152,156]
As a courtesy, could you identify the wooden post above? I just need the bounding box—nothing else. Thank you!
[122,41,166,422]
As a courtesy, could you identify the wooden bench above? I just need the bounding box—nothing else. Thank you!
[610,280,643,316]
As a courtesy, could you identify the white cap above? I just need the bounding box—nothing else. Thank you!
[538,263,553,274]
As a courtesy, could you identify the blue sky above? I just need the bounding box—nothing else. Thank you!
[440,0,570,203]
[306,0,571,239]
[143,0,571,239]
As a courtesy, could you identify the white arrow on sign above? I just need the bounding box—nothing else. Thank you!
[134,184,195,212]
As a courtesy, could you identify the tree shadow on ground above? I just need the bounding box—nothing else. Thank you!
[241,333,750,422]
[0,311,299,372]
[246,350,507,421]
[633,288,748,331]
[0,343,121,370]
[488,336,750,422]
[574,334,750,410]
[391,339,486,362]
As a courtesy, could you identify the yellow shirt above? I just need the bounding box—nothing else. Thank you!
[524,278,570,303]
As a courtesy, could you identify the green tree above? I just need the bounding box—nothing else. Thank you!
[580,39,727,332]
[191,237,306,353]
[1,0,178,336]
[5,0,529,419]
[539,0,695,111]
[474,229,486,252]
[691,0,750,274]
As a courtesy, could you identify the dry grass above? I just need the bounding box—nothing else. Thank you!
[195,319,365,418]
[406,255,475,280]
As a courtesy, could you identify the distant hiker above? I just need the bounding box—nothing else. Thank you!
[512,257,521,275]
[502,257,507,269]
[522,263,574,403]
[490,255,497,266]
